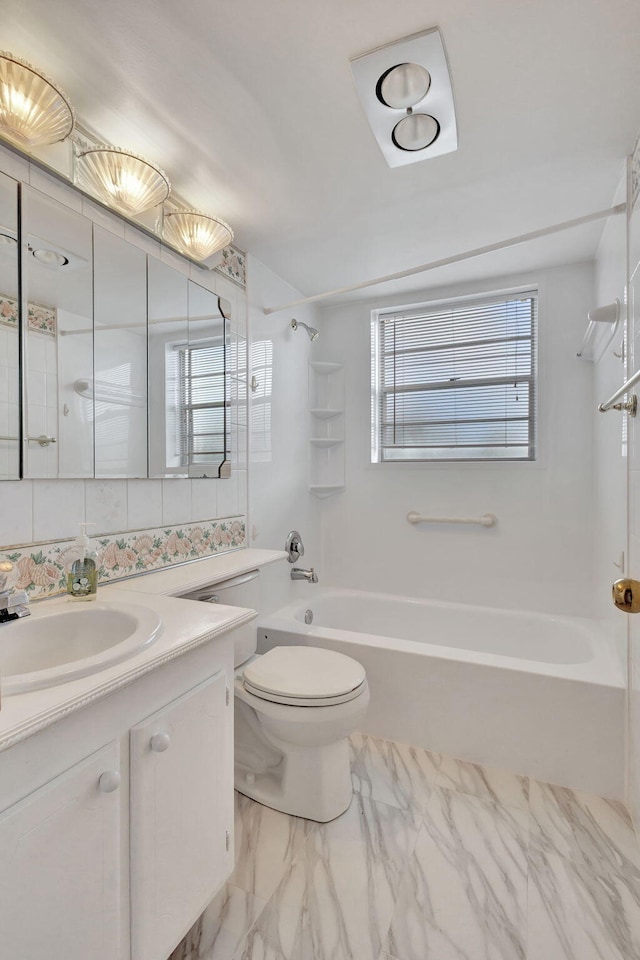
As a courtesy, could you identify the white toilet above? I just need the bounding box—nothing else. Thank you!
[182,569,369,822]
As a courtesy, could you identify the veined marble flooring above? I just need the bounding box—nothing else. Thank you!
[169,733,640,960]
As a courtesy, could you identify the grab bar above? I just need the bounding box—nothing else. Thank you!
[407,512,497,527]
[598,368,640,416]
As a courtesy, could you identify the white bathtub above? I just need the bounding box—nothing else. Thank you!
[258,589,625,798]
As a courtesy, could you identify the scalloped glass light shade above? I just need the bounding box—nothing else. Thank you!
[77,148,170,215]
[163,210,234,261]
[0,52,74,148]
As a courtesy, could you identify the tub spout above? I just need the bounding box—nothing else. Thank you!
[291,567,318,584]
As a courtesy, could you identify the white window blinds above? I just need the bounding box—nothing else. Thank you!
[371,290,537,462]
[176,339,227,466]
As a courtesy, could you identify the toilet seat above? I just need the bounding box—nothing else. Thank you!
[242,645,367,707]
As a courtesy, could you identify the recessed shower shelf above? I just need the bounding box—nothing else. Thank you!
[309,437,344,448]
[310,408,343,420]
[308,361,345,498]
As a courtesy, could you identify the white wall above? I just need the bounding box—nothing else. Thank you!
[318,263,596,616]
[246,255,321,613]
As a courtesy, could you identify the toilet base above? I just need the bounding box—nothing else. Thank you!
[235,736,353,822]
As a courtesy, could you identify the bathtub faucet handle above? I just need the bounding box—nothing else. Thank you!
[285,530,305,563]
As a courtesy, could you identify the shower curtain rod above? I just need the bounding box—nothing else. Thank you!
[263,204,627,314]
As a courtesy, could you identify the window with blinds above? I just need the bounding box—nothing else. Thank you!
[371,290,537,462]
[175,339,227,466]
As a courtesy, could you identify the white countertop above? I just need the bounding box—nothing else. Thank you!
[0,548,286,752]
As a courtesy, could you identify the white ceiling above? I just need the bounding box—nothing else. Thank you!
[2,0,640,301]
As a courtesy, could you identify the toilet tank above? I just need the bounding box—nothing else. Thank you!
[180,569,260,667]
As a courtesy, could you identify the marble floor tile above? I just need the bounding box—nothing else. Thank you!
[351,735,442,812]
[245,796,409,960]
[527,848,640,960]
[385,787,529,960]
[233,927,289,960]
[233,791,317,901]
[529,779,640,872]
[199,883,266,960]
[318,792,420,874]
[436,754,529,810]
[348,730,367,761]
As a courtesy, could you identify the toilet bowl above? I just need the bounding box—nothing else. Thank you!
[234,646,369,821]
[181,568,369,822]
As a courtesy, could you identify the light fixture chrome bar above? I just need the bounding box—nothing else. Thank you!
[598,369,640,415]
[264,205,626,314]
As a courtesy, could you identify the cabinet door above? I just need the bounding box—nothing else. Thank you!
[130,671,231,960]
[0,741,122,960]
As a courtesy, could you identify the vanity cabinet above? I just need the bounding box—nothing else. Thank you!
[0,741,122,960]
[0,635,235,960]
[131,673,229,960]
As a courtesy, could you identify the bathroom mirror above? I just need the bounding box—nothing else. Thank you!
[0,172,20,480]
[148,259,230,478]
[13,185,231,481]
[21,186,94,479]
[93,227,148,477]
[148,257,189,477]
[186,279,229,478]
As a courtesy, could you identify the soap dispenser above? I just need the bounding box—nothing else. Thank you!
[66,523,98,601]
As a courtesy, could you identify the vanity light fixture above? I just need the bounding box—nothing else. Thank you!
[162,210,233,261]
[76,146,170,216]
[0,52,74,148]
[350,28,457,168]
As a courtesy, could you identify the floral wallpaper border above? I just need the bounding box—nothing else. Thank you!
[0,294,57,335]
[214,244,246,288]
[0,516,246,601]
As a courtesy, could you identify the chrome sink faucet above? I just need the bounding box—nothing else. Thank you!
[0,560,30,624]
[291,567,319,584]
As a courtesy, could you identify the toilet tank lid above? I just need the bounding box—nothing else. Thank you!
[243,645,366,699]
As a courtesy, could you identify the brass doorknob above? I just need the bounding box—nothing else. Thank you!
[612,578,640,613]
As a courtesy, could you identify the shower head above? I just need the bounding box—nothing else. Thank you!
[290,318,319,341]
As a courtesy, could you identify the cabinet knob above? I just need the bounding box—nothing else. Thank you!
[98,770,121,793]
[150,732,171,752]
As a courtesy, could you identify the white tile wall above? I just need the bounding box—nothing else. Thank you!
[1,479,33,546]
[85,480,128,534]
[162,478,193,525]
[32,480,86,541]
[127,479,163,530]
[191,478,218,523]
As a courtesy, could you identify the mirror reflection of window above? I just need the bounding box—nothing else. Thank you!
[148,260,229,479]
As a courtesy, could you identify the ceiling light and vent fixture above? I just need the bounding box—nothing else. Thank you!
[0,51,74,148]
[350,27,457,168]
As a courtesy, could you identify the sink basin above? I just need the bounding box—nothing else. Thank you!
[1,601,163,695]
